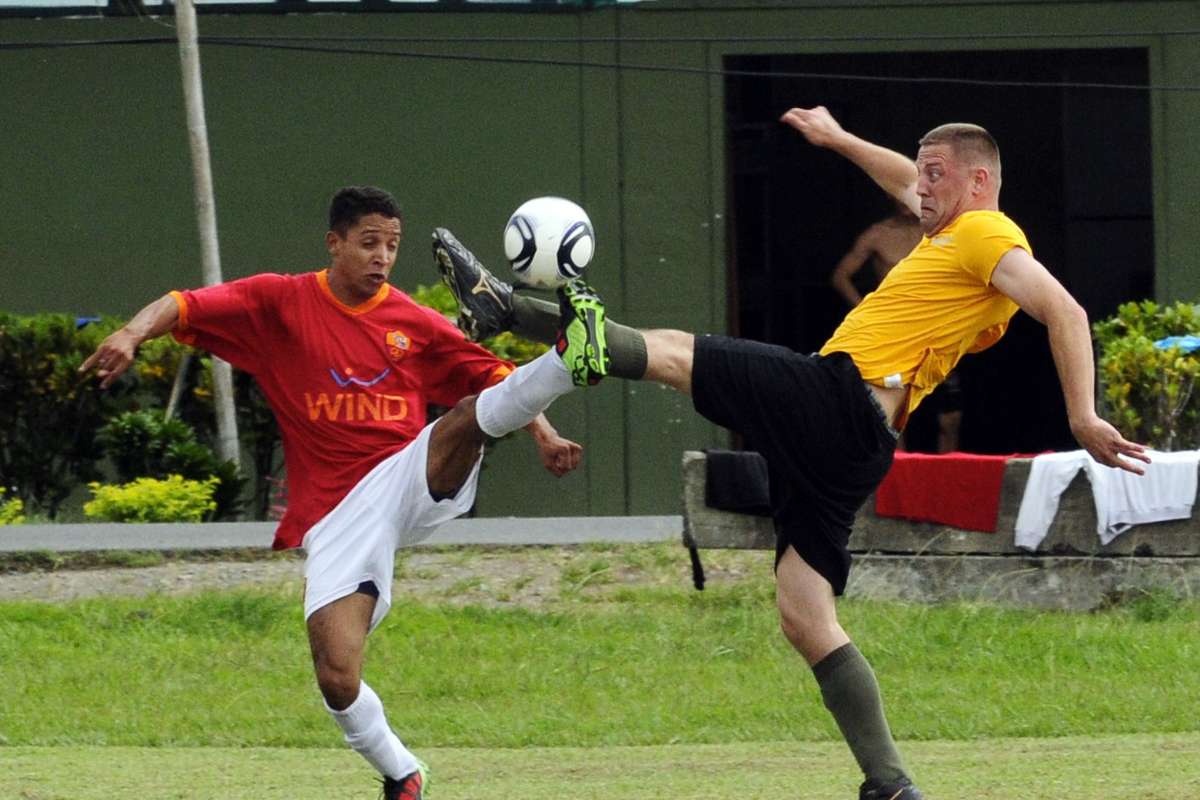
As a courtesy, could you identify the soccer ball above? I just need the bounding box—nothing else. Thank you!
[503,196,595,289]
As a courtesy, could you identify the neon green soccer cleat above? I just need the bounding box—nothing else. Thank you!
[555,278,610,387]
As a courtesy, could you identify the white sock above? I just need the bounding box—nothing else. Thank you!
[325,681,418,780]
[475,350,575,438]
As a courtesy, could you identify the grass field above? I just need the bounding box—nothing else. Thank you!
[7,734,1200,799]
[2,543,1199,798]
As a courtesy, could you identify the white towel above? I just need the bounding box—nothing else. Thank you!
[1015,451,1090,550]
[1014,449,1199,550]
[1088,449,1200,544]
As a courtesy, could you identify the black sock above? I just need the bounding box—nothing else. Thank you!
[812,642,910,785]
[510,294,560,344]
[511,295,648,379]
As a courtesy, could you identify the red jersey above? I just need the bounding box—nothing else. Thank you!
[171,270,512,549]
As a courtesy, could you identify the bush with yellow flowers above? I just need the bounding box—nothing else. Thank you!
[84,475,219,523]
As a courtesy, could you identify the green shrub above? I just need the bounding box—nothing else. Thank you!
[0,488,25,525]
[1093,301,1200,450]
[0,313,133,517]
[83,475,219,523]
[97,410,245,520]
[0,313,217,517]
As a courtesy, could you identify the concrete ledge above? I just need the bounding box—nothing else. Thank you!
[847,553,1200,611]
[682,451,1200,556]
[682,450,1200,609]
[0,516,682,553]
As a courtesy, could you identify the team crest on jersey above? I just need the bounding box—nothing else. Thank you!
[386,329,411,361]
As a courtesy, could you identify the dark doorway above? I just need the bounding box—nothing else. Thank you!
[725,48,1153,454]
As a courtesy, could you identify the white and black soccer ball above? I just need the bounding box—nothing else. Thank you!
[503,196,595,289]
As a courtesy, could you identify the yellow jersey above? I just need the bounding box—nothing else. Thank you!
[820,210,1030,421]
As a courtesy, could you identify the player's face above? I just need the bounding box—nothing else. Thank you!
[326,213,402,305]
[915,144,971,236]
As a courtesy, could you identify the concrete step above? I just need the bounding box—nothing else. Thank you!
[0,515,682,553]
[846,552,1200,611]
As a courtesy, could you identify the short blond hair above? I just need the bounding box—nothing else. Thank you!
[919,123,1001,181]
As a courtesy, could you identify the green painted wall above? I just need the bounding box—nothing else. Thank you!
[3,1,1198,516]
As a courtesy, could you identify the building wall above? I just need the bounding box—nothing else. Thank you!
[2,1,1198,515]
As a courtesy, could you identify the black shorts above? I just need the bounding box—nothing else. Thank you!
[692,335,897,594]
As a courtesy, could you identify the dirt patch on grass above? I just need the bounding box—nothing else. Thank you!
[0,544,770,608]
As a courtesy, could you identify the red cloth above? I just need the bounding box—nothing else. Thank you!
[173,270,512,549]
[874,451,1016,533]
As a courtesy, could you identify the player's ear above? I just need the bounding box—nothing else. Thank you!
[326,230,340,256]
[971,166,988,194]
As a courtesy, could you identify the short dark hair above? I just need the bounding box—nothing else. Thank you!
[328,186,403,236]
[919,123,1002,180]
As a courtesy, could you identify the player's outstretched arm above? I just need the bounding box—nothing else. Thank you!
[79,293,180,389]
[525,413,582,477]
[991,248,1149,474]
[780,105,920,216]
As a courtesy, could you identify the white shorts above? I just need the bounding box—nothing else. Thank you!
[301,423,482,633]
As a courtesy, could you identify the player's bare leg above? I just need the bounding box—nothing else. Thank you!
[777,547,921,800]
[307,592,374,710]
[425,396,489,498]
[775,546,850,665]
[641,330,695,394]
[308,593,428,798]
[307,398,495,800]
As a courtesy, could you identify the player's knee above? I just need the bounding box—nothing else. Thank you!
[432,398,482,448]
[778,605,808,648]
[314,659,361,709]
[447,395,486,439]
[776,599,826,656]
[444,394,475,421]
[426,395,486,497]
[430,395,486,448]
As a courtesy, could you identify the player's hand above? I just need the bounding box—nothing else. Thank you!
[1071,414,1150,475]
[79,328,140,389]
[779,105,847,149]
[536,432,582,477]
[539,435,582,477]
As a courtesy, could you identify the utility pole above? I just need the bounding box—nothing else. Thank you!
[175,0,240,466]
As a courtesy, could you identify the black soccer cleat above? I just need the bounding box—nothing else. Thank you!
[432,227,514,342]
[860,777,925,800]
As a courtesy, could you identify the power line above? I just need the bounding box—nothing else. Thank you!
[6,26,1200,44]
[2,33,1198,92]
[191,28,1200,43]
[0,36,173,49]
[206,37,1195,91]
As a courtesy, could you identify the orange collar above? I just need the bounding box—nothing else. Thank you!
[317,269,390,315]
